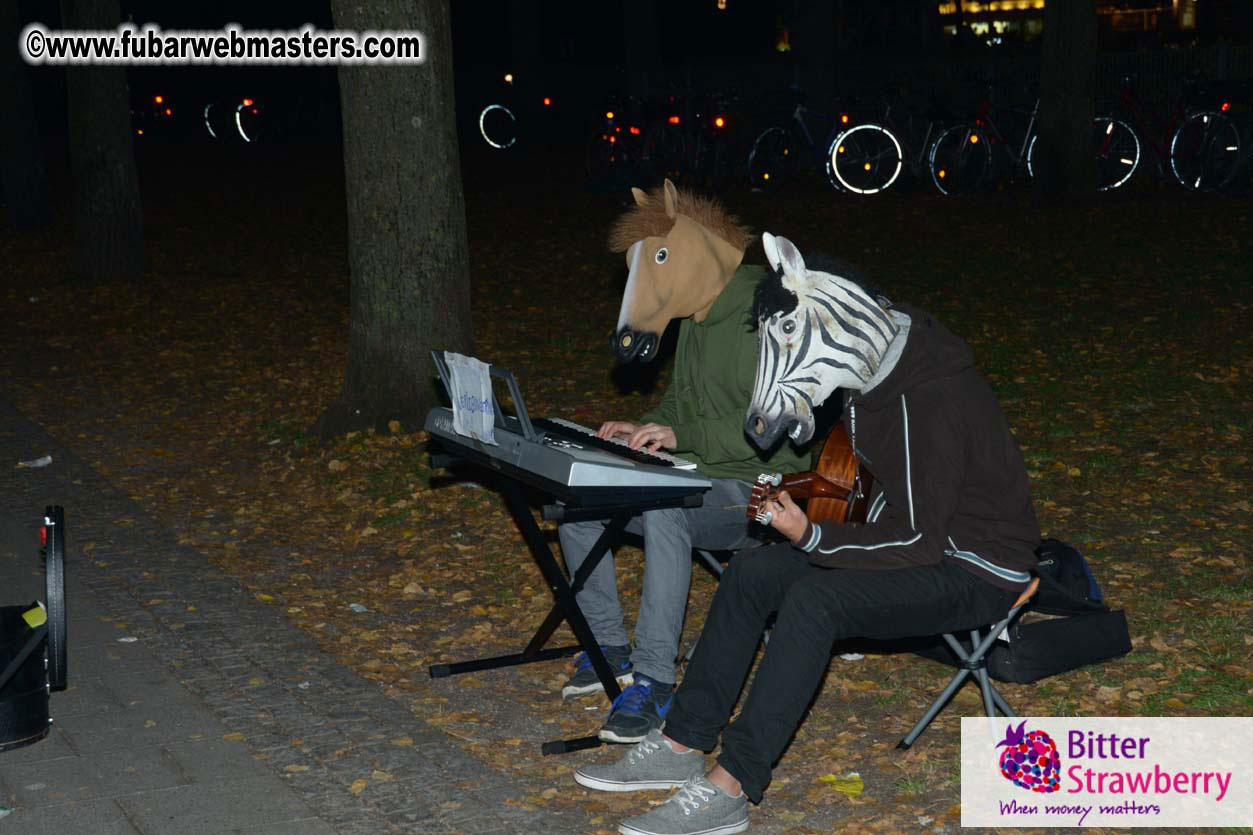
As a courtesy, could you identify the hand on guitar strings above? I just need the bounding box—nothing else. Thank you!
[764,490,809,545]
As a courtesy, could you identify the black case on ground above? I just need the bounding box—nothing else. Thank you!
[0,604,51,751]
[914,544,1133,684]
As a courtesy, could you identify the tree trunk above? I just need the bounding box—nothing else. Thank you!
[1036,0,1097,197]
[317,0,473,437]
[61,0,144,279]
[0,0,51,229]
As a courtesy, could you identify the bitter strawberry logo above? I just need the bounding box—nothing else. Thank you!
[996,721,1060,793]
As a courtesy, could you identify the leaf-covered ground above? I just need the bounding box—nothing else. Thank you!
[0,142,1248,834]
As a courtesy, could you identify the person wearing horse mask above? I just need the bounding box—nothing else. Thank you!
[557,181,809,744]
[574,233,1040,835]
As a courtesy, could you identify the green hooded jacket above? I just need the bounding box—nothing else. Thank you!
[639,264,810,481]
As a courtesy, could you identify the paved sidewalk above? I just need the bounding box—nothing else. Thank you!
[0,395,566,834]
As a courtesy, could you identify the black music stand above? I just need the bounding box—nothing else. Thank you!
[425,354,707,755]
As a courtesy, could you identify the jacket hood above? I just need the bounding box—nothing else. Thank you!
[854,303,974,410]
[697,264,765,329]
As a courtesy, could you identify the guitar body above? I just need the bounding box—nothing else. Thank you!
[747,424,873,525]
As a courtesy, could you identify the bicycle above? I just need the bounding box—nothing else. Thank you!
[929,92,1041,196]
[685,90,741,191]
[931,77,1149,195]
[746,93,855,191]
[828,89,949,194]
[1166,79,1247,192]
[476,73,558,151]
[585,95,687,183]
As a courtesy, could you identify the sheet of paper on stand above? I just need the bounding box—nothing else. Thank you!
[444,351,496,445]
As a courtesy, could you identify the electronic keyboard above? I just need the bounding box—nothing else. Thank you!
[532,417,698,470]
[425,408,711,505]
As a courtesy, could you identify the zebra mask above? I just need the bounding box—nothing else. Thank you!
[744,232,899,450]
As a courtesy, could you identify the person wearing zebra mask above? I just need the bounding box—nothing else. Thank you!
[574,232,1041,835]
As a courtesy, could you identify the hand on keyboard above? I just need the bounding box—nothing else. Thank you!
[597,420,639,441]
[627,423,677,452]
[597,421,676,453]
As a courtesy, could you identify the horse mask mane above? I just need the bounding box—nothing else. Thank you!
[608,179,753,362]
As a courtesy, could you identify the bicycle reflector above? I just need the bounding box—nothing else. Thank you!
[841,113,849,124]
[970,134,979,143]
[1221,102,1231,112]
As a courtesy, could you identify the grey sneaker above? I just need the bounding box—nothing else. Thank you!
[617,775,749,835]
[574,729,704,792]
[562,644,633,700]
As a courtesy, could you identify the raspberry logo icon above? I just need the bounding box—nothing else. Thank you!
[996,721,1060,793]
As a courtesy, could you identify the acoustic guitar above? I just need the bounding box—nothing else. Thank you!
[746,424,873,526]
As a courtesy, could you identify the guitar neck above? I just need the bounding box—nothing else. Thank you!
[775,471,848,501]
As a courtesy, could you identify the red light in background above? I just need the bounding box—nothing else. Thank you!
[668,115,680,125]
[840,113,849,124]
[164,108,172,116]
[1221,101,1231,112]
[252,108,258,114]
[154,95,164,104]
[714,116,725,128]
[243,98,254,106]
[609,135,616,144]
[629,126,641,135]
[543,97,552,106]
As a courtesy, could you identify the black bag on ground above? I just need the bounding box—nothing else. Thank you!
[914,540,1132,684]
[0,603,52,751]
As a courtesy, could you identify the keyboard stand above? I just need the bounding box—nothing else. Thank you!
[427,476,705,756]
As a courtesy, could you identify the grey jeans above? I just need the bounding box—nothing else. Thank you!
[557,477,757,684]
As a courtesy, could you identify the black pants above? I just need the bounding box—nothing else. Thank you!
[664,544,1017,803]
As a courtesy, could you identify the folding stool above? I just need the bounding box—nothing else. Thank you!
[897,576,1040,749]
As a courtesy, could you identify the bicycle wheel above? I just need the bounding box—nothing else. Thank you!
[827,124,904,195]
[929,124,990,195]
[1093,117,1140,191]
[478,104,517,150]
[748,126,796,190]
[1170,111,1241,191]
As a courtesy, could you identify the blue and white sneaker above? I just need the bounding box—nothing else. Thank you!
[562,644,634,700]
[599,673,674,744]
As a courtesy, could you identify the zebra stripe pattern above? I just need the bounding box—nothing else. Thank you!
[747,233,898,445]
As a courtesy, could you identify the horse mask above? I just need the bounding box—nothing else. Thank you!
[608,179,753,362]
